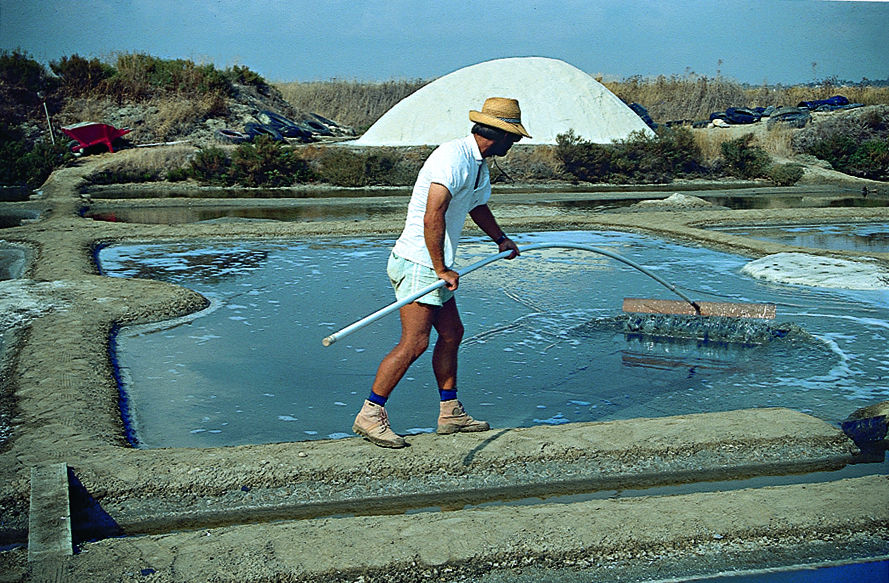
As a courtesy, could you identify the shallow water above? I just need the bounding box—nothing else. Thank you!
[712,222,889,253]
[84,195,889,225]
[0,243,27,281]
[98,231,889,448]
[85,202,405,225]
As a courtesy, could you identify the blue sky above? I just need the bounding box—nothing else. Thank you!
[1,0,886,85]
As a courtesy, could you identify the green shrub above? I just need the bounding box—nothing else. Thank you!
[106,53,233,100]
[166,168,190,182]
[847,139,889,181]
[554,130,612,183]
[0,135,73,188]
[803,134,889,181]
[720,133,771,179]
[229,136,313,187]
[0,49,57,130]
[794,105,889,180]
[315,147,419,187]
[189,138,313,187]
[0,49,52,92]
[316,148,368,187]
[554,127,703,184]
[223,65,269,93]
[804,133,859,171]
[50,54,116,96]
[768,163,805,186]
[655,126,705,175]
[190,146,233,185]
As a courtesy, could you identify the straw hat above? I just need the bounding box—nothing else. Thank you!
[469,97,531,139]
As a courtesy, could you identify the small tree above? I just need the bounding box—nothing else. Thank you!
[190,146,233,185]
[50,54,116,96]
[721,133,771,179]
[230,136,313,187]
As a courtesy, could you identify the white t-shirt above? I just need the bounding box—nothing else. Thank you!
[392,135,490,269]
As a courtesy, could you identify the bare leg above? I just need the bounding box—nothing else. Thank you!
[431,298,463,392]
[369,301,436,398]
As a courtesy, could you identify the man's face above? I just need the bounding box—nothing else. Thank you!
[491,132,521,157]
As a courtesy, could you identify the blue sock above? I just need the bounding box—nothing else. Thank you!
[367,391,387,407]
[439,389,457,402]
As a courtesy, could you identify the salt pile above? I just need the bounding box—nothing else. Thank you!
[355,57,653,146]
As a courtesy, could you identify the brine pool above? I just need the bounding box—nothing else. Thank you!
[97,230,889,449]
[712,222,889,253]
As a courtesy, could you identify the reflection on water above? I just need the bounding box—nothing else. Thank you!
[0,244,26,281]
[554,196,889,213]
[99,231,889,448]
[0,210,40,228]
[86,203,405,225]
[84,194,889,225]
[712,222,889,252]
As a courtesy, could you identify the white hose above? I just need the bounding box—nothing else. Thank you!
[322,242,699,346]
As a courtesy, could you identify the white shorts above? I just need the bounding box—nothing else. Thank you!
[387,253,454,307]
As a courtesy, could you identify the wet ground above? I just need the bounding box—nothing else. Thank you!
[0,156,887,582]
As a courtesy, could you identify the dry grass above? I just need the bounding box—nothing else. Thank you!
[744,83,889,109]
[274,79,430,132]
[86,144,196,183]
[758,124,797,159]
[692,124,796,165]
[606,74,889,123]
[150,92,226,141]
[493,145,569,182]
[606,75,749,122]
[57,97,116,127]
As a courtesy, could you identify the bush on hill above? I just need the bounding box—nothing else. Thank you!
[720,133,772,179]
[186,137,314,187]
[555,126,705,184]
[793,105,889,181]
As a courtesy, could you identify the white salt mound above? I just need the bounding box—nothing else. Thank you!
[635,193,713,208]
[355,57,654,146]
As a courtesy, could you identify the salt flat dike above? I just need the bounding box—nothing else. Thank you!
[0,157,887,582]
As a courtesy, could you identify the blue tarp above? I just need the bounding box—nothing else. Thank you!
[797,95,849,110]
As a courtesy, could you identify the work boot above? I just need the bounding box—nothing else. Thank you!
[437,399,490,435]
[352,400,406,448]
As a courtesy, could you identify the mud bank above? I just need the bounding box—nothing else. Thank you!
[1,157,888,582]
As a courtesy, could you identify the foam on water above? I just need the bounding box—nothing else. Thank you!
[743,252,889,290]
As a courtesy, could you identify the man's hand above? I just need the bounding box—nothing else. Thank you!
[498,236,520,260]
[437,268,460,290]
[469,205,520,260]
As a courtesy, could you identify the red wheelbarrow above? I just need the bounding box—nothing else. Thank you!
[60,122,131,155]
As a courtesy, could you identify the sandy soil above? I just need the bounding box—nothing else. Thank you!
[0,156,887,582]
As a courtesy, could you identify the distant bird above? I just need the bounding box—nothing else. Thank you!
[862,186,869,198]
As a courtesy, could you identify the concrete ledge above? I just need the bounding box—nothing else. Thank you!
[92,407,856,535]
[28,463,72,562]
[58,475,889,582]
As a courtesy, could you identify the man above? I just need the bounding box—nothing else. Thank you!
[352,97,530,448]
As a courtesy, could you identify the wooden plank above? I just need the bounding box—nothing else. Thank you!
[29,463,73,562]
[623,298,776,319]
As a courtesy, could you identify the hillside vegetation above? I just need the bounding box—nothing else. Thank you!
[2,49,887,190]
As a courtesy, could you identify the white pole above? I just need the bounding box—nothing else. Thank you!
[321,243,699,346]
[43,102,55,146]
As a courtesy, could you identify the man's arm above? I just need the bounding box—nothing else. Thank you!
[424,182,460,290]
[469,204,520,259]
